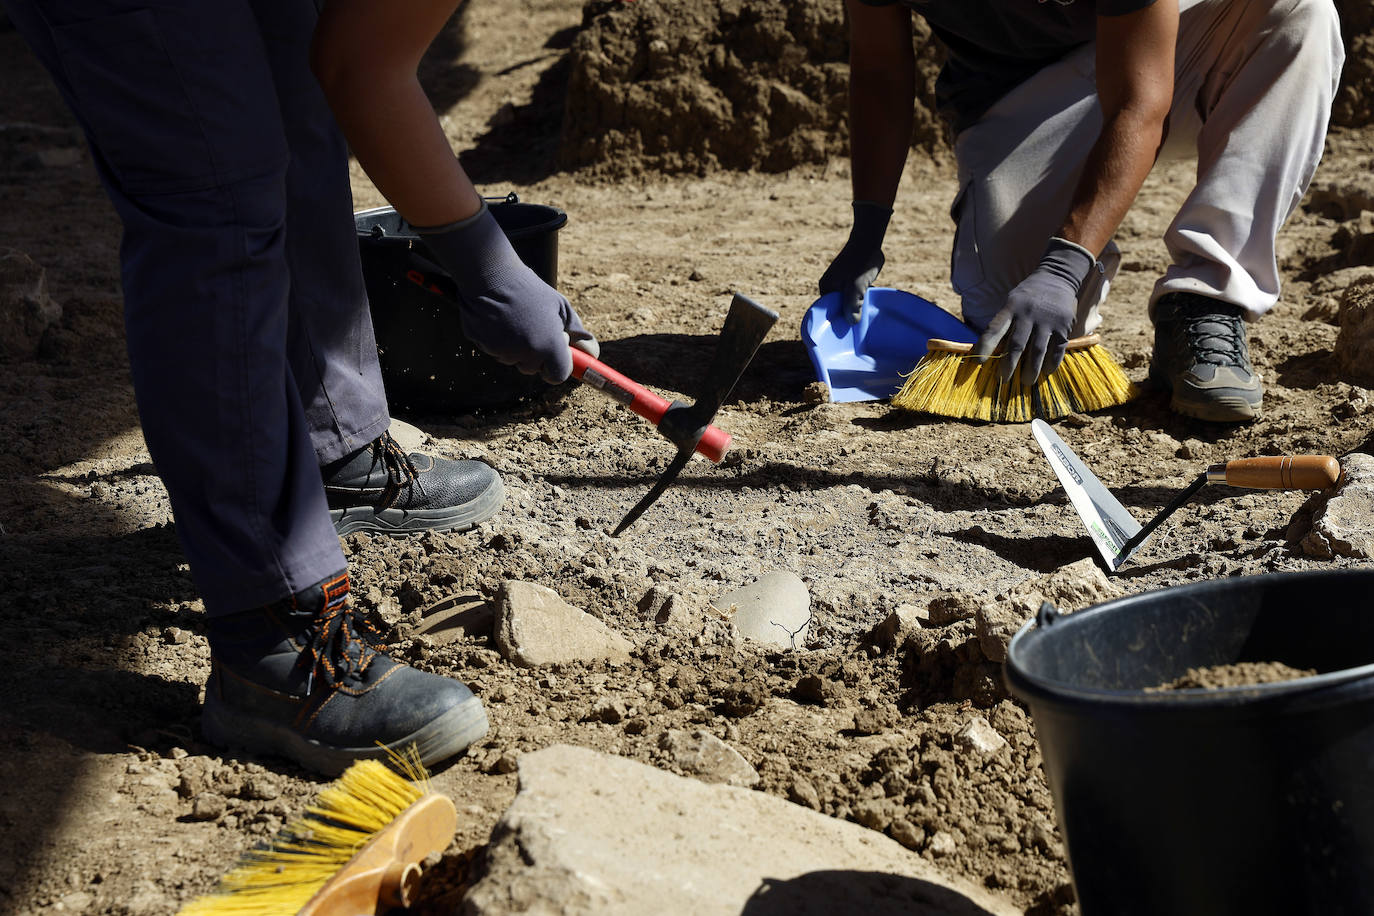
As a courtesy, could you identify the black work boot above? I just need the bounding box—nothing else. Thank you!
[1149,292,1263,422]
[322,431,504,535]
[203,572,488,775]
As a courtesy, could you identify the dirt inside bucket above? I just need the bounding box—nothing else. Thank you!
[1150,662,1320,691]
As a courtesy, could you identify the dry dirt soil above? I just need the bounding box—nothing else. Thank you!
[2,1,1373,915]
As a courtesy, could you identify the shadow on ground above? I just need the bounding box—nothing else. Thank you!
[741,870,1004,916]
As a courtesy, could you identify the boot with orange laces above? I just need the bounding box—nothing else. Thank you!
[202,572,487,775]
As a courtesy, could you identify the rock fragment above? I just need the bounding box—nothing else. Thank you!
[1301,453,1374,559]
[189,793,226,822]
[889,818,926,851]
[493,581,633,668]
[954,717,1008,756]
[787,775,821,810]
[975,599,1035,664]
[637,585,693,629]
[870,604,926,649]
[0,248,61,359]
[1335,278,1374,386]
[976,560,1124,662]
[928,830,957,858]
[926,593,981,626]
[659,729,759,787]
[1035,558,1124,610]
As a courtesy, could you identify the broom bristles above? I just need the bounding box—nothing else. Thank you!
[178,746,431,916]
[891,341,1136,423]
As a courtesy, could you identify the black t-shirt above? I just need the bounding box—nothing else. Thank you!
[858,0,1159,132]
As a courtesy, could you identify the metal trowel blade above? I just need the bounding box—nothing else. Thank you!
[1031,419,1143,571]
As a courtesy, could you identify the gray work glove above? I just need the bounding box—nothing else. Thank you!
[819,200,892,324]
[972,237,1097,386]
[416,200,599,384]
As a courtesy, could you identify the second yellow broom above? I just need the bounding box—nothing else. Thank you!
[891,333,1137,423]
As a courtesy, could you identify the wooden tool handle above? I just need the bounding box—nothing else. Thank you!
[925,334,1102,355]
[570,347,731,463]
[301,793,457,914]
[1210,455,1342,490]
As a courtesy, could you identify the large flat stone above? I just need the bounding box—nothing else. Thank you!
[463,744,1020,916]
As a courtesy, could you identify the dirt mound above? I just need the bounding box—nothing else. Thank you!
[1335,0,1374,128]
[561,0,1374,178]
[559,0,946,176]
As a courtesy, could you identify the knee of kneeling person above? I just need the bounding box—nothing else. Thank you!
[1270,0,1345,73]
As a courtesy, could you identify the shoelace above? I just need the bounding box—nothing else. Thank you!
[371,432,425,510]
[1173,303,1249,368]
[302,592,385,692]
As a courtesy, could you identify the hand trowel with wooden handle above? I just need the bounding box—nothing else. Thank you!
[1030,419,1342,573]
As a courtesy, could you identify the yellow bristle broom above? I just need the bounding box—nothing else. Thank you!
[178,746,456,916]
[891,334,1137,423]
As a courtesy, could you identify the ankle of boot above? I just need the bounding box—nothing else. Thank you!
[208,572,352,655]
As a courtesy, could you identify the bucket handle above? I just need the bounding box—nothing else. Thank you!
[363,193,521,241]
[1035,601,1061,629]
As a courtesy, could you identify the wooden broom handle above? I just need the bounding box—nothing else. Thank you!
[1208,456,1342,490]
[926,334,1102,355]
[300,793,457,914]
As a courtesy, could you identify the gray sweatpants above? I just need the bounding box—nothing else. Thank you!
[949,0,1345,336]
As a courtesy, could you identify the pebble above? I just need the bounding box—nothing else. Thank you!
[889,818,926,851]
[190,793,226,822]
[954,717,1008,756]
[659,729,759,787]
[58,892,94,911]
[787,775,821,810]
[871,604,927,649]
[928,830,957,857]
[592,698,627,724]
[852,799,892,831]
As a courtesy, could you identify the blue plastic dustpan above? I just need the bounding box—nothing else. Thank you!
[800,288,977,402]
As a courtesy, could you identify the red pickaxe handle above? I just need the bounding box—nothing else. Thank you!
[570,347,731,463]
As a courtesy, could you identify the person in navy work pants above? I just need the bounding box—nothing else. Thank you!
[822,0,1344,422]
[2,0,596,775]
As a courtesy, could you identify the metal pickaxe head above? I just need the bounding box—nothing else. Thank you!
[610,292,778,535]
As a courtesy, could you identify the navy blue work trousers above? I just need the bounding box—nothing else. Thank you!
[4,0,390,614]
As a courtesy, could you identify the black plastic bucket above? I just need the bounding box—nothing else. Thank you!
[1004,569,1374,916]
[355,195,567,412]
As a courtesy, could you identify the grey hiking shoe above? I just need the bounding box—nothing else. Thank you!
[322,431,504,535]
[203,572,488,775]
[1149,292,1262,422]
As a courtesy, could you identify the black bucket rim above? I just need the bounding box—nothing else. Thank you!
[354,197,567,244]
[1005,568,1374,708]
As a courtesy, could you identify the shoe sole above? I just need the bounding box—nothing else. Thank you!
[1148,366,1262,423]
[201,693,490,776]
[1170,392,1262,422]
[331,475,505,536]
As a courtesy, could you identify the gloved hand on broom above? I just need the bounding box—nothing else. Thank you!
[819,200,893,324]
[972,237,1097,386]
[417,199,599,384]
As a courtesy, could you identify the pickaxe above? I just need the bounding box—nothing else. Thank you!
[571,292,778,535]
